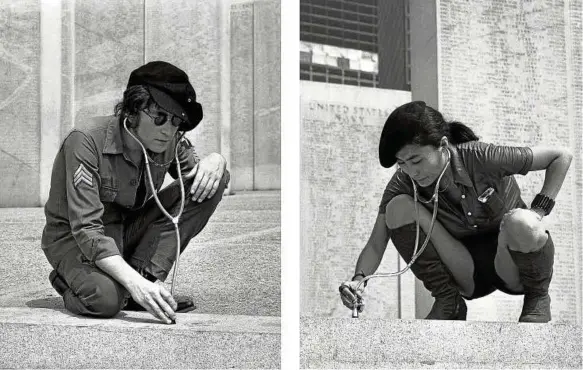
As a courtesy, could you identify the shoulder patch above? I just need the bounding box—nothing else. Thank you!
[74,163,93,188]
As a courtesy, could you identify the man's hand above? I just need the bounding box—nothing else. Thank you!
[126,277,177,324]
[184,153,226,202]
[339,280,365,313]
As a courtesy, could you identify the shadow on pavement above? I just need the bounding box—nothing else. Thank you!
[26,297,64,309]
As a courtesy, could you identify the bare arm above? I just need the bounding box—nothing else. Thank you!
[352,213,390,282]
[529,147,573,199]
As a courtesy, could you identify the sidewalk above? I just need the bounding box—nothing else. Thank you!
[0,190,280,368]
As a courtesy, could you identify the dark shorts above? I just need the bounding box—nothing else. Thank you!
[461,230,526,300]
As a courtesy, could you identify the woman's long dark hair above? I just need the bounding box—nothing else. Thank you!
[379,101,479,167]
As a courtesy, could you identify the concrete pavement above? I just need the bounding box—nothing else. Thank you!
[0,190,280,368]
[301,317,582,369]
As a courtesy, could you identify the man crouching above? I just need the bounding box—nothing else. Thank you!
[41,61,229,324]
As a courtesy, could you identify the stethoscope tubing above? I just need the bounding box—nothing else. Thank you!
[350,148,452,313]
[123,118,185,296]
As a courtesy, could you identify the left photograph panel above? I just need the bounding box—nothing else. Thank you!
[0,0,281,368]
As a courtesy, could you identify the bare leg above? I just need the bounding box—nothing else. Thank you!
[385,194,475,297]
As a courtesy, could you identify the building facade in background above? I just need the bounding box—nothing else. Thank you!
[300,0,411,91]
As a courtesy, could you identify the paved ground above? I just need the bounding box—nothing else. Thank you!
[0,190,280,368]
[0,190,280,316]
[0,308,280,369]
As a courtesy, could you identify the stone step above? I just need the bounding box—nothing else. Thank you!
[301,317,581,369]
[0,308,280,369]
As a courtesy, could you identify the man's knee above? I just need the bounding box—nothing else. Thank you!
[501,209,548,253]
[385,194,415,229]
[77,273,125,318]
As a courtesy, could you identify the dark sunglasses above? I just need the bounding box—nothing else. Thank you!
[142,109,185,127]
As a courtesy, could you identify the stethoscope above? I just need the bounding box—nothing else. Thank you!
[123,117,185,297]
[342,147,452,318]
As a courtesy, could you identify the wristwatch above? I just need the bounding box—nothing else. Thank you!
[530,193,555,216]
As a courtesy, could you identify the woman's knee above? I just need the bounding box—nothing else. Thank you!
[385,194,415,229]
[77,273,126,318]
[500,209,548,253]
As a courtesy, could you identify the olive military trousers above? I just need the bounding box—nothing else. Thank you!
[46,172,229,318]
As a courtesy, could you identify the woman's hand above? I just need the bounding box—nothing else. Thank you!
[339,280,365,312]
[185,153,226,202]
[126,277,177,324]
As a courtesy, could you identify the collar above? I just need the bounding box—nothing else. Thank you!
[448,144,473,187]
[102,116,126,155]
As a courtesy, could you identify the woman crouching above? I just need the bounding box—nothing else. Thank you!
[339,101,572,322]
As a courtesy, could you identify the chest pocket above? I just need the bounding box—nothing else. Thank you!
[99,177,119,203]
[474,182,506,222]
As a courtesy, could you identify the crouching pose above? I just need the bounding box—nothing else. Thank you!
[42,61,229,324]
[340,101,572,322]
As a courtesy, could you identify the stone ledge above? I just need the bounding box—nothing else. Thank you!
[0,308,280,369]
[301,317,581,369]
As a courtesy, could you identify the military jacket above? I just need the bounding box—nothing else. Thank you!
[41,115,198,267]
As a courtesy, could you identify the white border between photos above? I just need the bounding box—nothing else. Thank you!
[281,0,300,368]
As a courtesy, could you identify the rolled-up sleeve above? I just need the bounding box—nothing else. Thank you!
[378,170,413,214]
[63,131,120,262]
[168,136,199,179]
[463,141,533,177]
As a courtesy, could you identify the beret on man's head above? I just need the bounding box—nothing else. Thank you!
[127,61,203,131]
[378,101,428,168]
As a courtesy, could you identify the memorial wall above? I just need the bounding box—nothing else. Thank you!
[300,81,412,318]
[434,0,582,324]
[0,1,41,206]
[0,0,280,206]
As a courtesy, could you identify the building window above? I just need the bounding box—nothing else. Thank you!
[337,57,350,70]
[300,0,379,88]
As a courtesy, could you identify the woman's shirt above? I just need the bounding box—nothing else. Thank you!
[378,141,533,239]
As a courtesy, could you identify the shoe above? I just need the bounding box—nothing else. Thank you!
[49,270,69,296]
[391,223,467,320]
[508,233,554,323]
[123,296,196,313]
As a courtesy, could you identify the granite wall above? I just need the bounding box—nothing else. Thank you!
[429,0,582,324]
[230,0,281,191]
[300,81,412,318]
[0,0,280,206]
[0,1,41,207]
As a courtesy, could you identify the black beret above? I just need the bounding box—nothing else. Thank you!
[127,61,203,131]
[378,101,427,168]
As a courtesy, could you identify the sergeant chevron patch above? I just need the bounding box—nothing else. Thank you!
[74,163,93,188]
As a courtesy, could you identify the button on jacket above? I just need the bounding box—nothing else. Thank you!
[379,141,533,239]
[41,116,199,267]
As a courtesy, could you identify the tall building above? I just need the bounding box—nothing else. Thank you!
[300,0,411,91]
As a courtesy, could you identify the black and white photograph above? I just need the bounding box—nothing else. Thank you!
[300,0,582,368]
[0,0,281,368]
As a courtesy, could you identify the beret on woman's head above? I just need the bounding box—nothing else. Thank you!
[379,101,428,168]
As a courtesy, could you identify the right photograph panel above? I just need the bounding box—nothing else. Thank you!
[300,0,582,368]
